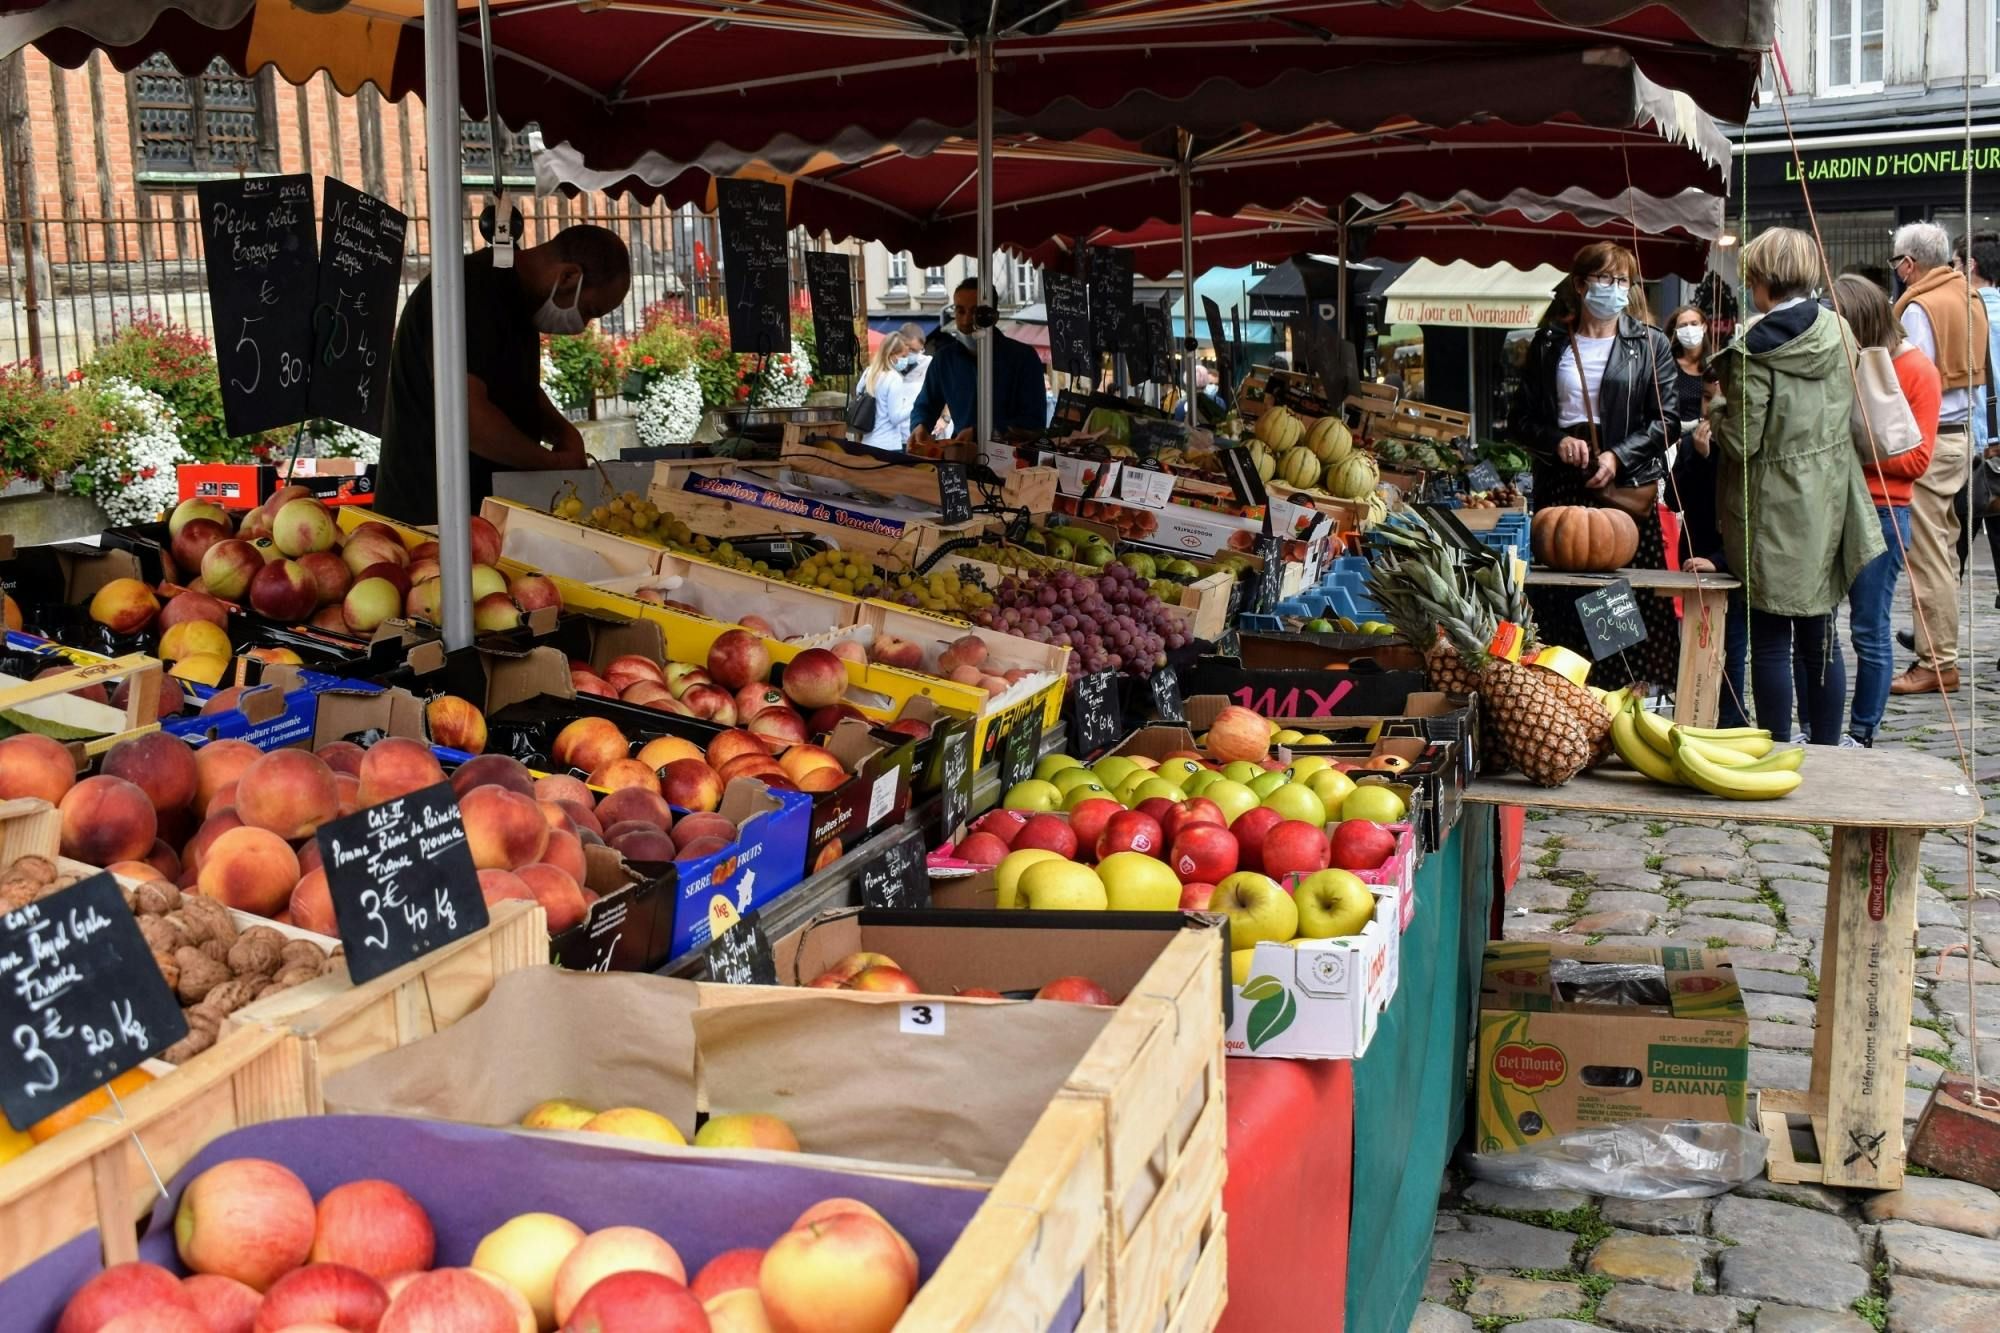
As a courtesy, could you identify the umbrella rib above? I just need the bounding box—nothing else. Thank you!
[623,49,975,102]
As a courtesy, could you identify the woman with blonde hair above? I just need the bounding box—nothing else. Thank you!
[1710,227,1883,743]
[858,330,925,451]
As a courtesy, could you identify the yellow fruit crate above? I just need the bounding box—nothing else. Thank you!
[649,459,984,569]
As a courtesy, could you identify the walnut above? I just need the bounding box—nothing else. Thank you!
[8,855,55,884]
[226,927,287,978]
[160,1027,216,1064]
[0,878,37,913]
[277,940,326,972]
[267,962,323,992]
[151,949,181,993]
[178,895,237,947]
[202,977,262,1016]
[249,978,281,1000]
[162,910,208,947]
[133,881,181,916]
[48,874,79,892]
[175,951,229,1005]
[199,938,228,965]
[137,916,183,954]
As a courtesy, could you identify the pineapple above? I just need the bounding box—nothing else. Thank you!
[1437,616,1593,788]
[1531,668,1613,761]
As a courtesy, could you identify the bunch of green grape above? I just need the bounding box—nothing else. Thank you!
[786,551,886,598]
[883,566,995,614]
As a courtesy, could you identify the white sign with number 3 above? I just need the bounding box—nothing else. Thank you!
[899,1002,946,1036]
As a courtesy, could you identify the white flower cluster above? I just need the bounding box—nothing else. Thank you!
[313,422,381,464]
[636,367,704,447]
[754,340,815,409]
[76,377,186,526]
[540,353,560,404]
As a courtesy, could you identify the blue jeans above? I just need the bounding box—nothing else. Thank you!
[1846,505,1911,739]
[1749,611,1846,744]
[1718,587,1749,730]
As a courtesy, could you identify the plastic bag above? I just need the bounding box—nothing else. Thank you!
[1464,1120,1767,1200]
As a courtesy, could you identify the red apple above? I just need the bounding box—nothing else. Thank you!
[1262,819,1331,882]
[1035,976,1114,1004]
[735,683,788,720]
[57,1263,197,1333]
[1228,806,1286,874]
[955,831,1009,866]
[564,1270,707,1331]
[1095,809,1164,860]
[379,1268,521,1333]
[1161,798,1226,842]
[508,574,560,612]
[1329,818,1398,870]
[180,1275,261,1333]
[779,647,848,709]
[759,1210,916,1333]
[884,717,932,740]
[969,808,1029,846]
[1013,813,1077,858]
[847,966,921,993]
[248,558,321,623]
[1178,882,1216,911]
[1135,796,1181,826]
[1064,797,1123,859]
[310,1178,435,1280]
[251,1263,388,1333]
[175,1157,317,1291]
[707,628,772,690]
[1169,823,1239,885]
[690,1248,764,1303]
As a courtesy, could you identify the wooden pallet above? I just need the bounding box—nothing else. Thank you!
[0,1025,309,1276]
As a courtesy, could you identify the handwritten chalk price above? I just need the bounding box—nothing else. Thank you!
[316,782,489,984]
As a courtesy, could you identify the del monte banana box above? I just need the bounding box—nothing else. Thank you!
[1475,942,1749,1153]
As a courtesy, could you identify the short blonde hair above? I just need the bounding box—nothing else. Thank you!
[1744,227,1824,300]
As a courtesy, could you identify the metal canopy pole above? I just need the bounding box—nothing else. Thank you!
[1179,133,1198,412]
[1336,209,1349,349]
[426,0,474,649]
[975,35,994,446]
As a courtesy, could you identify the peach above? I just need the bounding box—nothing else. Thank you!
[461,786,549,870]
[175,1157,316,1292]
[749,707,809,750]
[831,639,868,665]
[183,809,246,874]
[310,1180,435,1281]
[507,574,560,612]
[558,800,603,836]
[675,835,731,861]
[883,716,931,740]
[236,505,272,541]
[706,628,771,691]
[693,1113,799,1152]
[247,647,303,669]
[779,647,848,710]
[88,577,160,634]
[570,670,618,699]
[534,774,595,808]
[0,732,77,803]
[663,663,711,698]
[470,565,508,602]
[180,1274,261,1333]
[552,1227,687,1326]
[273,497,339,557]
[552,717,629,774]
[704,729,770,771]
[379,1269,521,1333]
[296,838,323,875]
[342,577,403,633]
[410,540,441,564]
[206,782,240,818]
[194,739,262,811]
[680,684,738,725]
[407,559,442,587]
[335,772,361,816]
[474,593,521,634]
[404,578,442,624]
[587,757,661,794]
[659,758,724,813]
[57,1262,200,1333]
[735,683,789,721]
[517,863,588,933]
[869,633,923,670]
[169,497,231,539]
[201,540,264,602]
[159,588,233,632]
[315,740,367,776]
[807,704,864,732]
[251,1262,388,1333]
[565,1271,708,1333]
[236,748,341,840]
[146,839,183,881]
[605,655,668,688]
[157,619,230,663]
[620,681,676,710]
[340,525,409,576]
[541,828,588,886]
[59,774,158,865]
[717,755,788,785]
[35,664,108,705]
[472,1213,585,1330]
[479,868,536,904]
[671,811,737,849]
[777,743,845,786]
[354,561,412,598]
[171,518,233,579]
[102,731,200,813]
[200,685,251,717]
[114,672,186,721]
[289,867,335,935]
[197,826,301,915]
[469,515,503,566]
[450,753,537,799]
[426,695,488,754]
[759,1210,915,1333]
[692,1249,765,1303]
[249,558,320,623]
[611,829,677,862]
[596,786,674,831]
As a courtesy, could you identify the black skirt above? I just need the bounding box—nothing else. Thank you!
[1528,455,1682,694]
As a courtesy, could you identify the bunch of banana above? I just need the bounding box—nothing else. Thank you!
[1606,696,1804,800]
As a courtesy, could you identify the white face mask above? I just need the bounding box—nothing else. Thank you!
[1675,324,1705,349]
[534,270,587,336]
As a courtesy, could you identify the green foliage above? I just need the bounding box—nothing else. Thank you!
[0,361,66,484]
[81,315,269,463]
[544,328,623,408]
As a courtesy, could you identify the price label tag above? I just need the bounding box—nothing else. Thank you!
[859,826,927,910]
[1466,460,1504,493]
[1117,466,1176,510]
[933,723,973,843]
[1068,670,1121,757]
[899,1002,947,1035]
[1575,578,1649,661]
[1150,666,1186,723]
[315,781,489,985]
[936,462,973,525]
[997,710,1037,791]
[308,179,405,435]
[197,174,317,437]
[705,902,777,985]
[0,873,187,1129]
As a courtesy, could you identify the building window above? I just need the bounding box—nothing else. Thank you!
[131,54,274,174]
[1017,262,1041,307]
[1822,0,1884,92]
[887,251,909,296]
[461,115,535,184]
[923,265,946,295]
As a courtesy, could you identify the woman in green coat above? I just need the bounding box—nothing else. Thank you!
[1710,227,1884,744]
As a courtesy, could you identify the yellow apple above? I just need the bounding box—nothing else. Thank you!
[520,1098,596,1131]
[1089,756,1138,788]
[995,848,1063,908]
[1097,851,1183,911]
[1019,859,1108,910]
[1129,777,1187,805]
[473,1212,586,1328]
[1153,757,1204,788]
[1230,947,1259,986]
[1035,753,1084,781]
[580,1107,686,1145]
[1002,779,1063,812]
[1211,872,1297,947]
[1307,768,1358,809]
[1289,756,1332,779]
[1248,770,1289,799]
[1204,779,1258,823]
[1220,760,1261,785]
[1293,868,1378,939]
[1342,785,1408,823]
[1260,782,1328,826]
[1050,766,1107,794]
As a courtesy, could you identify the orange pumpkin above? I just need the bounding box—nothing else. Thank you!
[1530,506,1640,572]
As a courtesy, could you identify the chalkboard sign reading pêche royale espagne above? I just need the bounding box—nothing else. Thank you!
[716,178,792,356]
[309,179,406,436]
[197,174,318,437]
[1575,578,1649,661]
[1150,665,1186,724]
[1046,272,1093,379]
[803,251,858,376]
[316,782,489,984]
[0,872,187,1129]
[936,462,973,525]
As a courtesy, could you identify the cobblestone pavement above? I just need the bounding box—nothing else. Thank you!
[1412,567,2000,1332]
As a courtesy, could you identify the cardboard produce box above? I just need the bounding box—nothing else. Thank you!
[1223,886,1400,1061]
[1475,942,1750,1154]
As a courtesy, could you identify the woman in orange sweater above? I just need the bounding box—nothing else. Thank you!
[1835,274,1940,745]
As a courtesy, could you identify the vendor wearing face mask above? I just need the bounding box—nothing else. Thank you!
[909,278,1049,448]
[376,225,631,524]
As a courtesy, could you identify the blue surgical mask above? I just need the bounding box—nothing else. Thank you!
[1583,282,1629,320]
[895,354,918,373]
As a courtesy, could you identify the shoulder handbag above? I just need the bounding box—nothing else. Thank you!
[1848,345,1923,464]
[1569,335,1657,519]
[844,375,878,435]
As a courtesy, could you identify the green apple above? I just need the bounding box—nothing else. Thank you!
[1247,770,1289,799]
[1114,770,1155,803]
[1230,946,1259,986]
[1098,851,1183,911]
[1292,868,1377,939]
[1130,778,1187,805]
[1221,760,1262,785]
[1291,733,1333,747]
[1003,779,1063,812]
[1153,757,1204,789]
[1307,768,1358,809]
[1203,778,1258,824]
[1260,782,1327,827]
[1050,766,1107,794]
[1062,782,1114,811]
[1182,769,1220,797]
[1019,860,1108,910]
[1090,756,1139,788]
[1036,753,1085,781]
[995,848,1064,908]
[1342,785,1408,823]
[1210,872,1297,947]
[1289,756,1332,780]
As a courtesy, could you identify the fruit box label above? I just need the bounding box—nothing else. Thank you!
[1224,903,1397,1061]
[666,785,812,960]
[680,471,915,541]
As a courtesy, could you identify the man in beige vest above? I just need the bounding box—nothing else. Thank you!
[1891,222,1988,695]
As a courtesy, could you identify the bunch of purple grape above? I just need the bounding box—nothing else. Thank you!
[972,562,1188,677]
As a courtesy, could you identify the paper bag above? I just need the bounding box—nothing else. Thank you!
[693,996,1110,1179]
[324,966,700,1133]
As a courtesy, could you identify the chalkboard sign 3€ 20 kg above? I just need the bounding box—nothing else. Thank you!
[1068,670,1121,757]
[198,174,318,437]
[315,782,490,985]
[1045,272,1094,380]
[0,873,188,1130]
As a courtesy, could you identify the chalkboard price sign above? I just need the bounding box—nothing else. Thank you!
[1575,578,1649,661]
[1069,670,1121,756]
[1122,303,1160,385]
[315,781,490,984]
[1203,296,1236,393]
[706,901,777,985]
[1046,273,1093,378]
[1149,666,1186,723]
[1254,534,1285,614]
[936,462,973,525]
[0,873,188,1129]
[1221,444,1270,510]
[859,825,927,910]
[934,722,973,842]
[1086,247,1134,359]
[1466,460,1504,493]
[803,252,858,376]
[197,174,318,437]
[716,178,791,355]
[309,179,405,435]
[997,709,1038,790]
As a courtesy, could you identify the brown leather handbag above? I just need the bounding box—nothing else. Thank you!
[1569,335,1658,519]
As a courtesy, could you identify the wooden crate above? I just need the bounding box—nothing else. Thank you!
[224,900,548,1110]
[781,434,1060,516]
[649,460,984,569]
[0,652,165,758]
[0,1025,309,1275]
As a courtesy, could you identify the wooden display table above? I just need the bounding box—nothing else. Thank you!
[1467,747,1982,1190]
[1525,567,1740,727]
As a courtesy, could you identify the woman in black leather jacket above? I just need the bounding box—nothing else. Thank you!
[1512,241,1682,690]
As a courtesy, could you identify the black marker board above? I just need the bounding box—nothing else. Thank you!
[1203,296,1235,393]
[933,722,973,842]
[859,824,928,910]
[997,709,1038,789]
[197,174,317,436]
[1467,460,1504,492]
[1221,444,1269,510]
[1068,670,1121,756]
[1087,247,1134,359]
[716,178,791,355]
[1254,534,1285,614]
[1150,665,1186,723]
[1123,304,1160,385]
[0,873,187,1129]
[1146,302,1173,385]
[316,781,489,985]
[707,907,777,985]
[1575,579,1649,660]
[1046,273,1093,378]
[936,462,972,525]
[308,179,405,435]
[803,251,858,376]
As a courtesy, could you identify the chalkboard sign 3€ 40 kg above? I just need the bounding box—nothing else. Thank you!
[315,782,490,985]
[0,873,188,1130]
[198,174,318,438]
[309,178,406,436]
[1574,577,1650,662]
[932,722,974,843]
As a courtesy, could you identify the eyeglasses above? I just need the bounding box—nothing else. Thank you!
[1891,254,1912,267]
[1587,275,1633,290]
